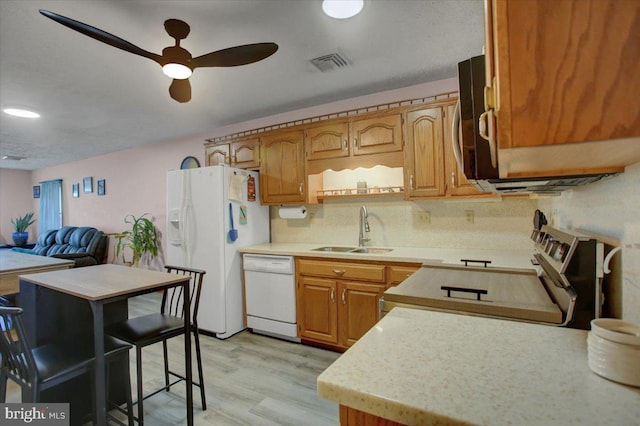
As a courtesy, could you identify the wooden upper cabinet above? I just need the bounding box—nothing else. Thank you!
[350,114,403,156]
[305,122,349,161]
[404,107,445,198]
[205,143,229,166]
[260,130,306,204]
[486,0,640,177]
[230,137,260,169]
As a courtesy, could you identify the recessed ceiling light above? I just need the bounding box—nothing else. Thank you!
[3,108,40,118]
[322,0,364,19]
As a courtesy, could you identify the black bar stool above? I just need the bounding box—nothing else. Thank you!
[106,265,207,424]
[0,298,135,426]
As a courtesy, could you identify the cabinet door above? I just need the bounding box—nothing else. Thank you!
[404,107,445,198]
[338,281,385,348]
[231,137,260,169]
[305,122,349,161]
[298,276,338,344]
[350,114,403,156]
[486,0,640,176]
[260,130,306,204]
[205,144,229,166]
[443,102,485,196]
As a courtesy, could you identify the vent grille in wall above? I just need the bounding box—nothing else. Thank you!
[310,51,350,72]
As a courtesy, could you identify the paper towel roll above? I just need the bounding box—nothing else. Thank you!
[279,206,307,219]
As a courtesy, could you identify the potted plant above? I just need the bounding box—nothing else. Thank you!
[115,213,159,267]
[11,212,36,246]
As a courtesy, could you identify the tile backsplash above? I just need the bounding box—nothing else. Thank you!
[271,197,538,251]
[538,162,640,323]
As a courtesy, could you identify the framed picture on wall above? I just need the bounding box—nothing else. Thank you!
[72,183,80,198]
[33,185,40,198]
[83,176,93,193]
[97,179,106,196]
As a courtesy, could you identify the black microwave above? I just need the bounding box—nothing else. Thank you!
[454,55,614,194]
[455,55,498,184]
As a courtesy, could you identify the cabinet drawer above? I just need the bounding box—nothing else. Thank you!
[298,259,386,283]
[387,264,420,286]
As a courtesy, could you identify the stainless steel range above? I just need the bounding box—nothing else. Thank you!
[382,226,604,329]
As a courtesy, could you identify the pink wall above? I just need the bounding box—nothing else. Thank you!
[3,78,457,258]
[0,169,35,244]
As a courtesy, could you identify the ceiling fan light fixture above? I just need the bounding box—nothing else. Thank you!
[322,0,364,19]
[3,108,40,118]
[162,63,193,79]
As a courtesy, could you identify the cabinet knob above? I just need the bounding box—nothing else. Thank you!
[341,288,346,304]
[299,182,304,195]
[354,137,358,148]
[332,269,346,276]
[409,175,415,190]
[330,288,335,303]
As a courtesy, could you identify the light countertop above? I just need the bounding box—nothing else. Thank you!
[239,243,534,270]
[317,308,640,425]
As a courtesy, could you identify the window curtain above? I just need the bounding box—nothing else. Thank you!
[39,179,63,234]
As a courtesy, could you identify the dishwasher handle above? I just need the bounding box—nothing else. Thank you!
[242,254,295,274]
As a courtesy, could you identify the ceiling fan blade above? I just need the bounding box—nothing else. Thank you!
[169,79,191,103]
[192,43,278,68]
[39,9,162,64]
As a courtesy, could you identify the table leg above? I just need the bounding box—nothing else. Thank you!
[91,301,107,426]
[184,279,193,426]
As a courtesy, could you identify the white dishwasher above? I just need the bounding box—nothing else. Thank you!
[243,254,300,342]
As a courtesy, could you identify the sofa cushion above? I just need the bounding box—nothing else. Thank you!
[32,229,57,255]
[35,226,108,267]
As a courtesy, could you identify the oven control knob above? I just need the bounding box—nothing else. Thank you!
[547,241,560,256]
[559,243,571,262]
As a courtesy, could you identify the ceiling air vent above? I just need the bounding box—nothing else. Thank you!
[310,51,350,72]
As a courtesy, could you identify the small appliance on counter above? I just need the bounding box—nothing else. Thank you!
[383,225,605,329]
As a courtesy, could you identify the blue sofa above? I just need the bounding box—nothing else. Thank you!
[27,226,108,267]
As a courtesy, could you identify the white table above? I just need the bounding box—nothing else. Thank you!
[19,264,193,426]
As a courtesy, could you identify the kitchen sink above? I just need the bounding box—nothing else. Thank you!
[311,246,358,252]
[350,247,394,254]
[310,246,394,254]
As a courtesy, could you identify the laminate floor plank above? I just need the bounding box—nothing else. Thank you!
[5,292,341,426]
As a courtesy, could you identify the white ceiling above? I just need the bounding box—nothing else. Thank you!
[0,0,484,170]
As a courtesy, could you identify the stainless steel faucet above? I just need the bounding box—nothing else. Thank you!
[359,205,370,247]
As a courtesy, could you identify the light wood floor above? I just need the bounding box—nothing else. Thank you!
[5,293,341,425]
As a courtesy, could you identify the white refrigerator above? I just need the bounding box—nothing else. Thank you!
[166,165,270,339]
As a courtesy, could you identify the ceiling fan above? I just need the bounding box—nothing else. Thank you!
[39,9,278,103]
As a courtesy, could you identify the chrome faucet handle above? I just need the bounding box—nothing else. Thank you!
[364,220,370,232]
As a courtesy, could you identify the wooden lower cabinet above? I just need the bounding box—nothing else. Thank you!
[338,281,386,348]
[298,276,338,344]
[340,406,405,426]
[297,258,386,350]
[387,264,420,287]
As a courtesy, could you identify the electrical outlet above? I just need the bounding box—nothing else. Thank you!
[465,210,474,224]
[418,211,431,223]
